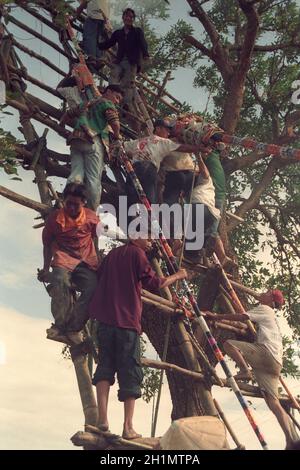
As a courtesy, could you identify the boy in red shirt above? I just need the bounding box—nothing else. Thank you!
[89,237,187,439]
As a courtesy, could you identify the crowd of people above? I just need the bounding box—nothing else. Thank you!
[36,2,297,447]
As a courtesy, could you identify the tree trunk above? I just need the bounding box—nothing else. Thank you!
[142,304,218,420]
[221,75,246,134]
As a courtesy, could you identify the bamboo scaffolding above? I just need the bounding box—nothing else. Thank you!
[11,38,67,76]
[152,70,171,108]
[142,358,300,408]
[6,14,71,59]
[2,6,297,448]
[139,81,179,113]
[141,295,183,316]
[0,184,51,214]
[7,64,61,98]
[6,98,70,138]
[20,4,62,34]
[142,357,206,381]
[213,399,245,449]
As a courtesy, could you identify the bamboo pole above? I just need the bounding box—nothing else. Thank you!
[0,184,51,214]
[47,181,63,208]
[142,357,205,381]
[279,377,300,413]
[25,93,62,121]
[29,128,49,170]
[70,349,98,427]
[230,280,261,300]
[150,258,174,436]
[138,72,183,106]
[213,321,248,336]
[6,98,70,138]
[213,399,245,449]
[286,409,300,432]
[7,64,62,98]
[20,4,61,34]
[7,14,71,59]
[213,254,257,335]
[142,289,179,309]
[226,211,245,223]
[141,295,183,315]
[12,38,67,77]
[71,429,155,450]
[139,82,179,113]
[33,222,45,229]
[187,332,224,387]
[152,70,171,108]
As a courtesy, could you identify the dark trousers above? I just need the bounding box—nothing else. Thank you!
[126,161,158,206]
[82,17,107,58]
[48,262,98,332]
[92,323,143,402]
[163,170,195,205]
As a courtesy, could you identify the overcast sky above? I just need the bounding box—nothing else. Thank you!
[0,1,299,450]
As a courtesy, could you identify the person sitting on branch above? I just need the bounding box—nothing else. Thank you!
[89,234,187,439]
[204,289,299,449]
[38,183,99,345]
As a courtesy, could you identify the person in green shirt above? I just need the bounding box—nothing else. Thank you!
[203,150,230,266]
[58,80,123,211]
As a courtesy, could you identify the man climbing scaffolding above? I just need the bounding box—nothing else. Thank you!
[204,289,299,448]
[98,8,150,114]
[58,78,123,211]
[75,0,111,70]
[89,235,187,439]
[184,153,221,264]
[169,114,235,269]
[38,183,99,344]
[123,118,207,206]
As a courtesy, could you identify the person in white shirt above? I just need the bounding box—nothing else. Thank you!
[124,119,204,205]
[184,154,220,263]
[76,0,110,65]
[205,289,298,448]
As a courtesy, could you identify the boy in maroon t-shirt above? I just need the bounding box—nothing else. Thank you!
[89,237,187,439]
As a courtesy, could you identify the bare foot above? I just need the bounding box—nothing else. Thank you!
[122,428,142,440]
[85,423,110,434]
[98,423,109,432]
[234,370,253,381]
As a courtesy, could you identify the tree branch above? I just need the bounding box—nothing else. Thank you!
[237,0,260,74]
[258,205,300,259]
[228,41,300,52]
[227,158,278,232]
[186,0,233,83]
[183,34,212,58]
[0,184,51,214]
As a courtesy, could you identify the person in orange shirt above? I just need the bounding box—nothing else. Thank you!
[38,183,99,344]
